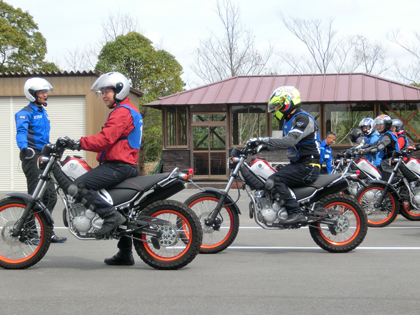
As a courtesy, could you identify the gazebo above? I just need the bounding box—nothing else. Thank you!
[145,73,420,179]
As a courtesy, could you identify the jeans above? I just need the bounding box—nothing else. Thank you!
[268,163,320,214]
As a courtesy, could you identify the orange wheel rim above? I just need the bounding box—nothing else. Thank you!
[189,197,233,249]
[0,203,44,264]
[142,210,192,261]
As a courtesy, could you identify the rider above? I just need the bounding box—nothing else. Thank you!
[247,86,320,224]
[15,77,67,243]
[391,118,409,150]
[359,117,380,163]
[320,132,335,174]
[359,114,399,170]
[68,72,143,266]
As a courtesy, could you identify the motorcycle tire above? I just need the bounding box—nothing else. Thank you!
[400,201,420,221]
[133,200,202,270]
[356,183,399,227]
[309,194,368,253]
[184,192,240,254]
[0,197,52,269]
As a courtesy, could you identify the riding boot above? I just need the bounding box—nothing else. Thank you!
[104,250,135,266]
[95,210,126,236]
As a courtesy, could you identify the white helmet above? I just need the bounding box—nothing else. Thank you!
[24,77,53,103]
[91,72,131,102]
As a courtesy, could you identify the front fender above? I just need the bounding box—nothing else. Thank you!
[6,192,54,225]
[198,187,242,215]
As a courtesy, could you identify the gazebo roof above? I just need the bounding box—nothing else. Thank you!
[145,73,420,108]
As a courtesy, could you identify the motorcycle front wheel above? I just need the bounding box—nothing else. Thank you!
[309,194,368,253]
[0,197,52,269]
[356,184,399,227]
[184,192,240,254]
[133,200,202,270]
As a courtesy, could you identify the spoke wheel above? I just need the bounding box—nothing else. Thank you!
[0,198,52,269]
[357,184,399,227]
[185,192,240,254]
[309,194,368,253]
[133,200,202,270]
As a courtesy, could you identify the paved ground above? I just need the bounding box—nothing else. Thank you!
[1,189,420,314]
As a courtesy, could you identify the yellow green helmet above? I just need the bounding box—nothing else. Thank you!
[268,86,301,121]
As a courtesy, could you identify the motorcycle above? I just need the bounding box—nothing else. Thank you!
[0,137,202,270]
[185,144,368,254]
[332,145,381,197]
[356,147,420,227]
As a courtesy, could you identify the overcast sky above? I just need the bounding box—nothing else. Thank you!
[10,0,420,87]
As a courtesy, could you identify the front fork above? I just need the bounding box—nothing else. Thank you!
[375,160,401,207]
[205,157,244,228]
[10,157,56,237]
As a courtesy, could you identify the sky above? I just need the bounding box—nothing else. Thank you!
[9,0,420,88]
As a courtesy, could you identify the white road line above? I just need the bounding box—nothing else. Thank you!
[227,246,420,250]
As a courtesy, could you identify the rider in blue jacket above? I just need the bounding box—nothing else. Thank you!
[359,115,400,170]
[320,132,335,173]
[359,117,380,163]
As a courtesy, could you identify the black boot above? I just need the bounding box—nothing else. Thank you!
[95,211,126,236]
[279,212,307,224]
[104,250,135,266]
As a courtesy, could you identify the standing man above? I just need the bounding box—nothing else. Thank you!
[68,72,143,266]
[15,77,67,243]
[320,132,335,174]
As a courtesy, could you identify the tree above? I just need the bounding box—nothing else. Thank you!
[0,1,59,72]
[277,15,388,75]
[64,11,142,72]
[190,0,274,85]
[387,29,420,84]
[95,32,185,174]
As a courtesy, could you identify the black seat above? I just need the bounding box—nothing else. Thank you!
[112,173,170,192]
[311,173,342,188]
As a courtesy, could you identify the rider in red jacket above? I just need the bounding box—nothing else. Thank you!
[80,97,141,165]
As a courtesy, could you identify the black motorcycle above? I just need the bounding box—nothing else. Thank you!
[0,137,202,270]
[185,144,368,254]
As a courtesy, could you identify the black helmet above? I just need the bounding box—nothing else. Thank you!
[349,128,363,143]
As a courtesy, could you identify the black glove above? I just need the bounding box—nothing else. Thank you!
[19,148,35,161]
[415,144,420,151]
[68,139,81,151]
[251,144,268,155]
[246,137,269,148]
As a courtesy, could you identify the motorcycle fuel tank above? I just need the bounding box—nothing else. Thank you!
[61,157,92,179]
[356,159,381,180]
[249,159,276,180]
[406,158,420,176]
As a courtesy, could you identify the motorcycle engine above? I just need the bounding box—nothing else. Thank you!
[70,203,103,233]
[255,190,287,224]
[410,181,420,207]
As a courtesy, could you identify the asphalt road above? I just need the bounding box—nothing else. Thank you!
[1,189,420,314]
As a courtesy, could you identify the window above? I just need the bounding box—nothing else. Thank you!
[166,107,187,147]
[231,105,266,145]
[326,103,374,144]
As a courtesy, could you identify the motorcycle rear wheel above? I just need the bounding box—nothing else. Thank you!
[309,194,368,253]
[356,184,399,227]
[0,197,52,269]
[184,192,240,254]
[133,200,202,270]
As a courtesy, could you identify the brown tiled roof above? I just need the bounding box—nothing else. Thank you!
[145,73,420,108]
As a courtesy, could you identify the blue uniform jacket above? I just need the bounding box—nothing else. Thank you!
[320,140,332,173]
[15,102,51,151]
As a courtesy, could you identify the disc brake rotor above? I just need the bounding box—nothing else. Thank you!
[1,221,21,246]
[199,212,214,234]
[156,224,178,247]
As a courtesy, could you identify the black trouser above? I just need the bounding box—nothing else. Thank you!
[76,162,139,252]
[268,163,320,214]
[22,152,58,237]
